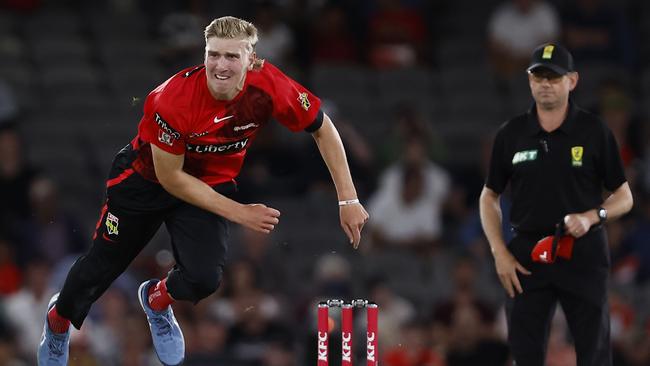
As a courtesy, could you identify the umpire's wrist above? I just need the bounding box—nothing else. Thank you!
[490,243,508,258]
[584,209,600,227]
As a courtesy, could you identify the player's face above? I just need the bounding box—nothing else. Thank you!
[528,68,578,111]
[204,36,254,100]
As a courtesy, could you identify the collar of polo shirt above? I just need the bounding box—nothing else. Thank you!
[525,100,580,136]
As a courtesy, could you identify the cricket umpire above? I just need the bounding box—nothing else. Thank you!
[479,43,634,366]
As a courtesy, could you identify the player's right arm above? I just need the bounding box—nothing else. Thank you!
[150,144,280,233]
[479,186,530,298]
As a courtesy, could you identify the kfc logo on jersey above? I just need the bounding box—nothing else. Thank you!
[186,138,249,154]
[158,130,174,146]
[297,92,311,111]
[154,112,181,140]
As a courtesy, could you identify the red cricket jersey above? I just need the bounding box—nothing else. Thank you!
[130,62,322,185]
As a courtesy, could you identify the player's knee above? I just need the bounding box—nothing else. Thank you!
[189,267,223,301]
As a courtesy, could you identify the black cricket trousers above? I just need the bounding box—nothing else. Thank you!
[505,230,612,366]
[56,144,235,329]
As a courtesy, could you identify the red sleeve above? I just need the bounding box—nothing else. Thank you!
[267,64,322,132]
[138,90,188,155]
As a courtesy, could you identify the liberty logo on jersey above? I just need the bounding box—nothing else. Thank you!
[186,138,249,154]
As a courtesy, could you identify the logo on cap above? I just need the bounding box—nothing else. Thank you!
[542,45,555,59]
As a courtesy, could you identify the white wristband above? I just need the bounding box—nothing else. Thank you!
[338,199,360,206]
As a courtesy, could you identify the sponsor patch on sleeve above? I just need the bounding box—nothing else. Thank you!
[158,130,174,146]
[154,112,182,145]
[297,92,311,111]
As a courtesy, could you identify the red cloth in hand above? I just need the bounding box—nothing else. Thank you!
[531,235,574,264]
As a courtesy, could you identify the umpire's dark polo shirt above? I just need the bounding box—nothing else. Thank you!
[486,101,626,305]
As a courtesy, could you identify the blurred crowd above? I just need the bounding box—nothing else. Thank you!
[1,0,650,365]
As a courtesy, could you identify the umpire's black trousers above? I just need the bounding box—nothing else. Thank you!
[56,144,235,329]
[505,229,612,366]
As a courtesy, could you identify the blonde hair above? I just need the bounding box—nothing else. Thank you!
[204,16,264,70]
[204,16,258,51]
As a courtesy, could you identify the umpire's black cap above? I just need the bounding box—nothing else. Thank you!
[527,43,575,75]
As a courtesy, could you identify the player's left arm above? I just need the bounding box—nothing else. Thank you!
[311,113,369,248]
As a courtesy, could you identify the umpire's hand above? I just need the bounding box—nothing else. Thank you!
[563,213,593,238]
[493,247,531,298]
